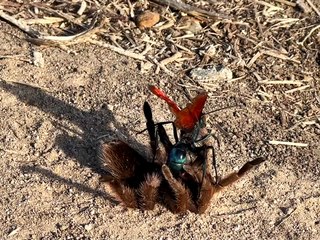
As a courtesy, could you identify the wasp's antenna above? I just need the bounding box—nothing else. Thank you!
[203,105,239,116]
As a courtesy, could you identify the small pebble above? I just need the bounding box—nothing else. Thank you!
[33,51,44,67]
[85,223,94,231]
[136,11,160,29]
[190,65,233,82]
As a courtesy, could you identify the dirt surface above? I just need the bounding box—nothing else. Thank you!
[1,5,320,240]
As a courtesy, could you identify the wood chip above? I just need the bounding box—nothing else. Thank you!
[297,24,320,46]
[273,0,296,7]
[247,51,262,68]
[0,10,40,38]
[160,52,183,65]
[8,227,21,237]
[32,51,44,67]
[77,1,87,16]
[156,20,175,31]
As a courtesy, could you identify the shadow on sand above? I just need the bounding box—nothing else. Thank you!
[0,80,146,199]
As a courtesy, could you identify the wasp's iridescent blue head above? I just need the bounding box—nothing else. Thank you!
[168,143,187,172]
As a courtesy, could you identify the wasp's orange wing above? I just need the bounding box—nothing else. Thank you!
[188,92,208,120]
[149,85,208,132]
[175,92,208,131]
[148,85,181,115]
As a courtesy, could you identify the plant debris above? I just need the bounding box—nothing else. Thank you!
[0,0,319,131]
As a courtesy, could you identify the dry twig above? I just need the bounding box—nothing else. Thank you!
[273,0,296,7]
[262,50,301,64]
[150,0,230,19]
[89,39,147,61]
[268,140,308,147]
[0,10,40,37]
[0,9,104,46]
[297,24,320,46]
[259,80,304,85]
[285,85,310,94]
[305,0,320,16]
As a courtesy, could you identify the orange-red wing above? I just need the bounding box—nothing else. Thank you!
[148,85,181,115]
[188,92,208,120]
[149,85,208,132]
[174,92,208,131]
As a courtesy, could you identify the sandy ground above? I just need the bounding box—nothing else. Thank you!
[0,17,320,240]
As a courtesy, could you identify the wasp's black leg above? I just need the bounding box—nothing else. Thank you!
[143,102,157,157]
[192,144,217,198]
[155,121,178,144]
[157,123,173,155]
[198,145,216,197]
[204,145,218,184]
[172,122,179,143]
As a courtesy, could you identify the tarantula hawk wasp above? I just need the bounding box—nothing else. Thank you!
[146,85,219,184]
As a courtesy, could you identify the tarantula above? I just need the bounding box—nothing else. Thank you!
[100,101,265,213]
[100,140,162,210]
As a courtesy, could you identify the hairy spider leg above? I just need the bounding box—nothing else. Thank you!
[201,145,216,193]
[161,165,196,213]
[100,140,162,210]
[183,165,215,213]
[138,173,162,210]
[183,156,266,213]
[218,157,266,188]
